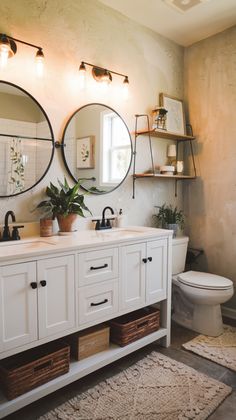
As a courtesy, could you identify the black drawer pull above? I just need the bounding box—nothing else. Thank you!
[90,263,108,270]
[142,258,147,263]
[40,280,47,287]
[30,282,37,289]
[148,257,152,262]
[90,298,108,307]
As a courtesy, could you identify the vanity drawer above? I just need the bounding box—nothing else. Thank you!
[78,281,118,325]
[78,248,118,286]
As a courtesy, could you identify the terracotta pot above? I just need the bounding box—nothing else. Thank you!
[56,213,78,232]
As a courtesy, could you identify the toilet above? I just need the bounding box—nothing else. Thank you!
[172,237,234,337]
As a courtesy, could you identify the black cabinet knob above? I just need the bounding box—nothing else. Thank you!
[40,280,47,287]
[148,257,152,262]
[142,258,147,263]
[30,282,37,289]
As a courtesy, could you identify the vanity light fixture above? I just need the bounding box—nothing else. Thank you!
[0,33,45,76]
[79,61,130,97]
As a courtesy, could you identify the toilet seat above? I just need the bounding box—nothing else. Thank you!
[177,270,233,290]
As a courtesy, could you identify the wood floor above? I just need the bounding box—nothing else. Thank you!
[5,318,236,420]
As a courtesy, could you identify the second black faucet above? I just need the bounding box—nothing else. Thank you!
[93,206,115,230]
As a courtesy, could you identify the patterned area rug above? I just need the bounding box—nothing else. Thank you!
[183,325,236,372]
[40,352,231,420]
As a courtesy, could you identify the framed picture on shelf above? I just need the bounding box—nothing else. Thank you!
[76,136,95,169]
[160,93,186,135]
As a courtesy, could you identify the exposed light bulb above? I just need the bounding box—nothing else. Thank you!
[78,61,86,89]
[35,48,44,77]
[0,36,11,69]
[123,76,129,100]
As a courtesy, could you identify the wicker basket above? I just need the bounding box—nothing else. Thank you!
[0,341,70,400]
[109,306,160,347]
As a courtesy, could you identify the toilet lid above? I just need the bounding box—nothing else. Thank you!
[177,271,233,290]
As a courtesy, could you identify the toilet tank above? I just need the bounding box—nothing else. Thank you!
[172,236,189,275]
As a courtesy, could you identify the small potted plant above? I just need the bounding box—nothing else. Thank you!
[153,204,184,237]
[36,177,91,233]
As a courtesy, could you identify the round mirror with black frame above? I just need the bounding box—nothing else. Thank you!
[0,80,54,198]
[61,103,132,194]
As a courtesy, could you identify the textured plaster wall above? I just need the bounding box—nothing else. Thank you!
[184,26,236,307]
[0,0,184,225]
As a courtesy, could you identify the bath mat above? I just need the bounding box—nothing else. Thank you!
[39,351,231,420]
[183,325,236,372]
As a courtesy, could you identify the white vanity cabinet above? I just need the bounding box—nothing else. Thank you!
[78,247,119,325]
[146,238,168,304]
[120,242,146,310]
[0,255,75,353]
[0,262,38,353]
[0,227,172,419]
[37,255,75,338]
[120,238,168,310]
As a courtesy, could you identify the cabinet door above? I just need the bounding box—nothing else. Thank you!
[146,239,167,304]
[0,262,37,353]
[120,243,146,310]
[37,255,75,339]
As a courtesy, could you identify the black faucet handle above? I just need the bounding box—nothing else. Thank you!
[12,225,24,240]
[92,219,101,230]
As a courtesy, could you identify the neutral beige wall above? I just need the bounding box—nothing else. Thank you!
[0,0,184,223]
[184,25,236,307]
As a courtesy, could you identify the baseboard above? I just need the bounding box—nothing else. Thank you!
[222,306,236,320]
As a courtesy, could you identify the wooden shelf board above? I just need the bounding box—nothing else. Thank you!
[0,328,167,419]
[135,129,195,141]
[133,173,196,180]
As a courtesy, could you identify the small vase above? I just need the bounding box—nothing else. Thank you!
[57,214,78,233]
[167,223,178,238]
[40,218,53,237]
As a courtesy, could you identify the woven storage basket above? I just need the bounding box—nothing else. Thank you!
[109,306,160,347]
[0,341,70,400]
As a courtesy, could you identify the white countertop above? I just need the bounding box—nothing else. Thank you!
[0,226,172,263]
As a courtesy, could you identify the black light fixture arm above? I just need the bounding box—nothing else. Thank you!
[0,33,43,51]
[81,61,128,79]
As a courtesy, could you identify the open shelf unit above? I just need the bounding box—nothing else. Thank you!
[0,328,167,418]
[132,115,197,198]
[134,173,196,180]
[135,128,195,142]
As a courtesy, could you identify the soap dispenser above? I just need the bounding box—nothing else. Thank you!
[117,209,126,228]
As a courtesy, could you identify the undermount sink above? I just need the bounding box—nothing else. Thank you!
[0,240,55,249]
[98,227,150,236]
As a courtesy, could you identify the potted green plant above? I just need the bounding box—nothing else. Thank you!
[153,204,184,237]
[36,177,91,233]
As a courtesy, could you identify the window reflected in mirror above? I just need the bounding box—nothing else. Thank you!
[62,104,132,194]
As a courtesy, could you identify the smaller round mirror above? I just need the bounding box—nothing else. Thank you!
[61,103,132,194]
[0,81,54,197]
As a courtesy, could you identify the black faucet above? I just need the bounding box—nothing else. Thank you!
[1,211,24,241]
[93,206,114,230]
